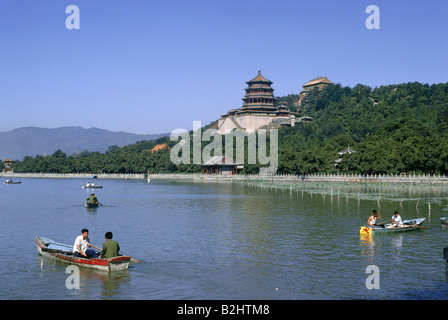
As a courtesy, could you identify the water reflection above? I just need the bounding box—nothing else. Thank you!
[37,256,131,299]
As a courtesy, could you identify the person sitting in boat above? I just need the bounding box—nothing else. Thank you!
[367,209,381,227]
[100,231,121,259]
[390,211,403,228]
[73,228,101,258]
[86,193,99,205]
[85,182,91,187]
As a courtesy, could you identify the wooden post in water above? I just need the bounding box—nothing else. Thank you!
[444,247,448,282]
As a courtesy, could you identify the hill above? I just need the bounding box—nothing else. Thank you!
[6,81,448,175]
[0,126,168,160]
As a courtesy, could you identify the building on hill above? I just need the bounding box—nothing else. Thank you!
[3,158,12,172]
[201,156,243,175]
[296,76,334,106]
[217,71,296,134]
[151,143,171,153]
[300,76,334,94]
[334,145,356,171]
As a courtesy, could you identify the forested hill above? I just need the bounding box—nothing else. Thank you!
[276,82,448,174]
[7,81,448,175]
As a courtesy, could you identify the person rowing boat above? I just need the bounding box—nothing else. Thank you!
[389,211,403,228]
[85,193,99,206]
[73,228,101,258]
[367,209,382,227]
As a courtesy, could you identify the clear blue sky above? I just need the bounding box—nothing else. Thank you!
[1,0,447,134]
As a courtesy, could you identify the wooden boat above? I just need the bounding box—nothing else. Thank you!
[360,218,426,235]
[36,236,131,271]
[441,217,448,228]
[4,180,21,184]
[82,185,103,189]
[83,202,99,208]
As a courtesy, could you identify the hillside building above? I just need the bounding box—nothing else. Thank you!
[201,155,243,175]
[300,77,334,95]
[217,71,296,134]
[295,76,334,106]
[3,158,12,172]
[151,143,171,153]
[334,146,356,171]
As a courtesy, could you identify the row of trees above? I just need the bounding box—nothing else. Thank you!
[8,81,448,175]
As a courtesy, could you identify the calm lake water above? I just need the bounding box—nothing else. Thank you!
[1,177,448,300]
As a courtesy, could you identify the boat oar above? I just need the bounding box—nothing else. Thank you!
[130,258,141,263]
[408,225,429,229]
[375,220,393,226]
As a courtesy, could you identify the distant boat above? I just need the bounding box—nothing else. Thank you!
[4,180,21,184]
[441,217,448,229]
[82,185,103,189]
[83,202,99,208]
[360,218,426,235]
[35,236,131,271]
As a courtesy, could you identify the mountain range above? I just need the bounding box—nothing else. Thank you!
[0,126,169,160]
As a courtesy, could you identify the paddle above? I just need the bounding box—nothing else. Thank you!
[375,220,393,226]
[407,225,429,229]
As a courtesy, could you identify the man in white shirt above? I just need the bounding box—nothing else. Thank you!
[390,211,403,228]
[73,228,101,258]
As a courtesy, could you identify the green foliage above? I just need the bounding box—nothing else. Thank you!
[10,81,448,175]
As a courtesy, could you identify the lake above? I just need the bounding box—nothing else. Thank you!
[1,177,448,300]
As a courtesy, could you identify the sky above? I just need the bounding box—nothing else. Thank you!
[0,0,447,135]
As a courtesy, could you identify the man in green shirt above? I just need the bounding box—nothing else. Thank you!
[100,232,120,258]
[86,193,98,204]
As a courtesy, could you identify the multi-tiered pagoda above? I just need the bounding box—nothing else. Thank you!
[218,71,295,134]
[239,71,277,115]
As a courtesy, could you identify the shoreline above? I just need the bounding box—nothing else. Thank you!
[3,172,448,185]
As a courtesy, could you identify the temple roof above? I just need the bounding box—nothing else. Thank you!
[303,77,334,87]
[246,70,273,84]
[151,143,171,153]
[338,145,356,156]
[202,156,240,166]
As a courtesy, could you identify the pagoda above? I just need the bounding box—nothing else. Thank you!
[239,71,277,115]
[218,71,295,134]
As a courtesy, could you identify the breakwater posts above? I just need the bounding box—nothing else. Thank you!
[147,172,448,185]
[444,247,448,281]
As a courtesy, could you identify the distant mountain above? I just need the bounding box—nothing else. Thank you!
[0,126,169,160]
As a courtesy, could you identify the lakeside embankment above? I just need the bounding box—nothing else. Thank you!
[3,172,448,185]
[0,172,145,179]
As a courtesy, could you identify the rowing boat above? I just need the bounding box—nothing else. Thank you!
[83,202,99,208]
[4,181,21,184]
[36,236,131,271]
[360,218,426,235]
[82,185,103,189]
[441,217,448,228]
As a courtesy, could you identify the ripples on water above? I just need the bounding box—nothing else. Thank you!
[1,178,448,299]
